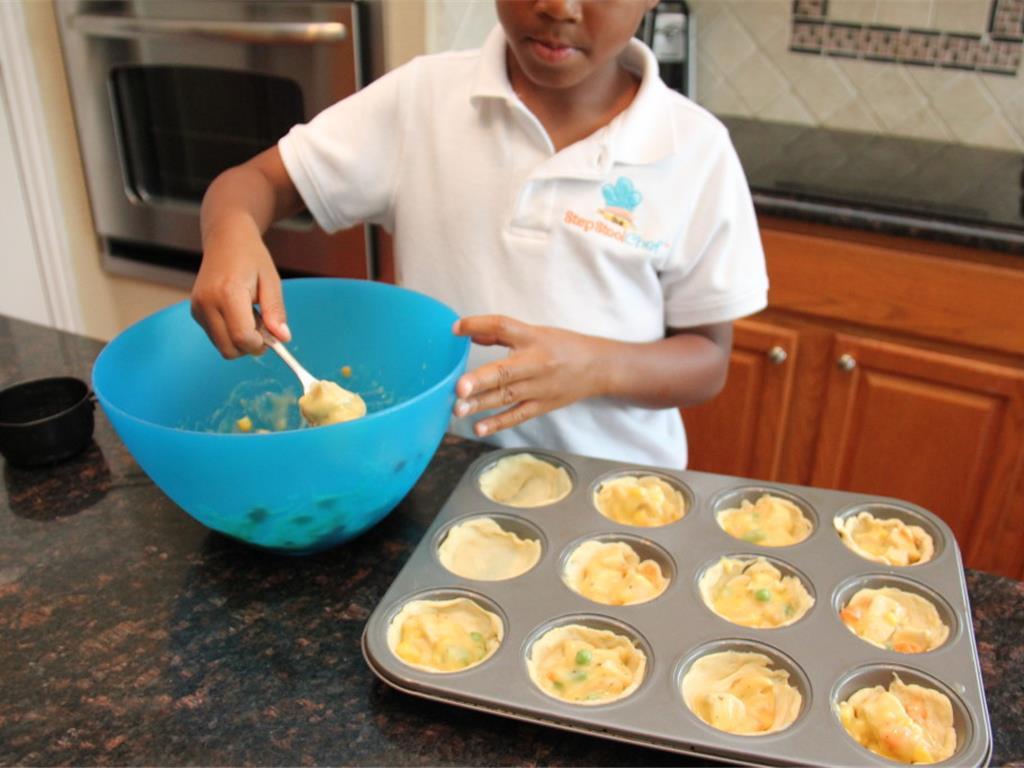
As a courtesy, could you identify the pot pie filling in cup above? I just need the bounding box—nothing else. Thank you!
[835,511,935,566]
[478,454,572,507]
[562,539,669,606]
[839,587,949,653]
[387,597,503,673]
[699,557,814,628]
[681,651,802,736]
[527,623,646,705]
[438,516,541,581]
[717,493,812,547]
[838,674,957,764]
[593,475,687,527]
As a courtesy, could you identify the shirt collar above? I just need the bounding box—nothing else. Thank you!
[611,36,677,166]
[470,25,517,104]
[470,24,677,167]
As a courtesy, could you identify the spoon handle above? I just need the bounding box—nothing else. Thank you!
[253,308,317,393]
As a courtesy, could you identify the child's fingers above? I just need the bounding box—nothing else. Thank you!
[474,400,545,437]
[191,293,249,359]
[453,315,532,347]
[202,311,247,360]
[455,381,530,416]
[257,269,291,342]
[221,283,265,355]
[455,355,545,399]
[455,360,559,415]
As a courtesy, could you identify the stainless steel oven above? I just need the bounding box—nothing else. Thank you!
[56,0,384,287]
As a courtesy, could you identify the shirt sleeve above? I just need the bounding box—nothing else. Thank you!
[659,132,769,329]
[277,61,410,233]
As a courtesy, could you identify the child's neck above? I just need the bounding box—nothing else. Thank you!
[508,55,640,153]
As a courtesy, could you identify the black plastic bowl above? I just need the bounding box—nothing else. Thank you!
[0,376,95,468]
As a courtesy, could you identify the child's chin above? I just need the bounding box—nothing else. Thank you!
[517,59,589,91]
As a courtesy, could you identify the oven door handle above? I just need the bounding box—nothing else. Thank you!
[68,14,348,44]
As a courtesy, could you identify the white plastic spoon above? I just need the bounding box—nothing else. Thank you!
[253,308,316,392]
[253,308,366,426]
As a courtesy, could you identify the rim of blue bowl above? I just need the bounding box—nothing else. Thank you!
[92,278,471,436]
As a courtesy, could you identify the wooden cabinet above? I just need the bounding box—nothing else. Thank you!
[683,217,1024,578]
[685,320,799,480]
[812,333,1024,575]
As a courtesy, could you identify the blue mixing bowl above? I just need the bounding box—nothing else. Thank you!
[93,278,469,554]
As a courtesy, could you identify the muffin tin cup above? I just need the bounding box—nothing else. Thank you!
[560,533,676,606]
[362,448,992,767]
[590,469,695,528]
[830,663,979,766]
[832,573,961,653]
[433,512,547,580]
[711,485,818,546]
[694,551,817,629]
[833,501,946,564]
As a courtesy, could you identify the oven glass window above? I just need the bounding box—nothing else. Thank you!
[111,66,303,204]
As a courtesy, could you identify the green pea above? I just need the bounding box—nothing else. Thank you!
[743,529,767,543]
[784,603,796,617]
[755,588,772,602]
[469,631,484,644]
[552,680,565,690]
[569,669,588,682]
[575,649,592,666]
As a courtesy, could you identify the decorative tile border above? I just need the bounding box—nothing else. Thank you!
[790,0,1023,75]
[991,0,1024,40]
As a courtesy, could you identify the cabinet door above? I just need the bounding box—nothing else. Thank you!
[811,334,1024,576]
[684,320,799,479]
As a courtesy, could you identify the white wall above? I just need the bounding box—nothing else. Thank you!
[423,1,496,53]
[0,66,52,327]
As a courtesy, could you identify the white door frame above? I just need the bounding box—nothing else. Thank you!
[0,1,82,333]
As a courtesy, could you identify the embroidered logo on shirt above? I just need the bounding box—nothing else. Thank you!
[598,177,642,230]
[563,176,669,254]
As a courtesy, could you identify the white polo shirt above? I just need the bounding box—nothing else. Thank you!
[279,25,768,469]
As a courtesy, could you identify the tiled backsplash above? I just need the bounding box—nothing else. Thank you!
[791,0,1020,74]
[693,0,1024,150]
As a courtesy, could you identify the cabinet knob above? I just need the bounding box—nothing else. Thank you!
[767,346,788,365]
[837,353,857,372]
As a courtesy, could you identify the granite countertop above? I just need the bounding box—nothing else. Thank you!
[722,116,1024,255]
[1,313,1022,767]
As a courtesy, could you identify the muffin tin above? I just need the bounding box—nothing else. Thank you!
[361,448,992,767]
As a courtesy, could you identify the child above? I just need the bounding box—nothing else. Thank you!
[191,0,768,468]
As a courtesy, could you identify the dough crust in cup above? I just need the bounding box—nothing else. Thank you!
[593,475,687,527]
[563,540,668,606]
[838,674,957,764]
[387,597,503,673]
[527,624,646,705]
[438,517,541,580]
[478,454,572,507]
[717,494,812,547]
[835,511,934,566]
[840,587,949,653]
[682,651,802,735]
[699,557,814,628]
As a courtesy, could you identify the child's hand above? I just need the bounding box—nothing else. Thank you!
[191,147,302,359]
[190,219,290,359]
[452,315,613,437]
